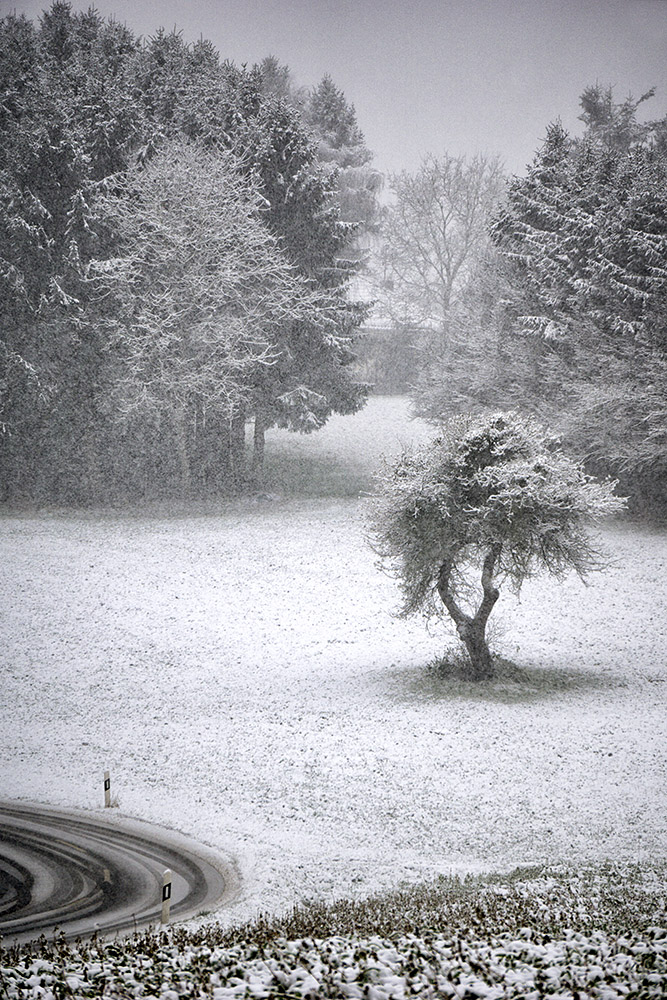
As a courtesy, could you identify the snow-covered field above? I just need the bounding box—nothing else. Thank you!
[1,397,665,928]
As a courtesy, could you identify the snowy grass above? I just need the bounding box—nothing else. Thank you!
[4,927,667,1000]
[192,861,667,947]
[258,395,432,496]
[0,396,665,944]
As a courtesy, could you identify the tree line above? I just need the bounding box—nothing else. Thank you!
[0,2,378,502]
[3,4,665,517]
[374,86,667,515]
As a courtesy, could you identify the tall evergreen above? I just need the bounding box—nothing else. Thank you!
[491,96,667,510]
[306,73,382,233]
[0,5,143,499]
[230,94,369,472]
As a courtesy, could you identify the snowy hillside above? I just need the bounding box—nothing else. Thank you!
[0,398,665,930]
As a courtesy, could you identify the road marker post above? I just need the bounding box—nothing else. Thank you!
[161,869,172,924]
[103,770,111,808]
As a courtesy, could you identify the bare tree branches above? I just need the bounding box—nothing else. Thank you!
[374,153,506,332]
[87,137,322,425]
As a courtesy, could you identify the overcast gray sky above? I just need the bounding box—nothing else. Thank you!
[5,0,667,176]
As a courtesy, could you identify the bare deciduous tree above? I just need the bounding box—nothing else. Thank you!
[87,137,321,490]
[375,153,506,337]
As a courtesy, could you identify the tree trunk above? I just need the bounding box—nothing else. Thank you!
[436,543,502,681]
[252,410,266,481]
[229,405,246,484]
[458,620,495,682]
[173,404,191,494]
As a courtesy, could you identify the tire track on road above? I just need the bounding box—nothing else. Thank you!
[0,802,240,945]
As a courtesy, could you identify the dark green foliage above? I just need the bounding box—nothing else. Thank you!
[256,55,307,110]
[494,102,667,513]
[578,82,658,152]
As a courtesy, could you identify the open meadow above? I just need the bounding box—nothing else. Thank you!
[1,396,666,932]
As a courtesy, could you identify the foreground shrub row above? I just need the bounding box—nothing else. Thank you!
[2,865,665,999]
[196,864,667,949]
[2,927,666,999]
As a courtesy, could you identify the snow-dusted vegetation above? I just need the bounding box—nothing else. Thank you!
[3,927,667,998]
[3,865,666,996]
[2,4,665,993]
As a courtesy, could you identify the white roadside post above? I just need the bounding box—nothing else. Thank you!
[103,770,111,808]
[161,869,172,924]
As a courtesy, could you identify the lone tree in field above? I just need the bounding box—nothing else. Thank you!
[369,412,625,681]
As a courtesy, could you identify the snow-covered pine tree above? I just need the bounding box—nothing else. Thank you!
[0,5,144,500]
[306,74,382,234]
[1,4,373,498]
[491,96,667,511]
[236,95,370,473]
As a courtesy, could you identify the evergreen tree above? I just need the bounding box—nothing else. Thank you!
[306,74,382,233]
[308,74,369,166]
[113,43,370,477]
[256,55,307,111]
[232,95,369,472]
[0,3,371,498]
[578,83,656,152]
[416,88,667,514]
[491,94,667,511]
[0,4,144,498]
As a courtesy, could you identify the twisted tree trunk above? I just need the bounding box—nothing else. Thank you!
[436,543,502,680]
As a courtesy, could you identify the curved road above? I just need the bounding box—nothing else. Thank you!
[0,802,240,946]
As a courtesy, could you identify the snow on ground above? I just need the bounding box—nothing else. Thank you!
[0,398,665,928]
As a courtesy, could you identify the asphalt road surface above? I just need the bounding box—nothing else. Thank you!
[0,802,240,946]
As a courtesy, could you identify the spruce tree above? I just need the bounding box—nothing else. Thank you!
[0,3,371,498]
[490,96,667,510]
[307,74,382,233]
